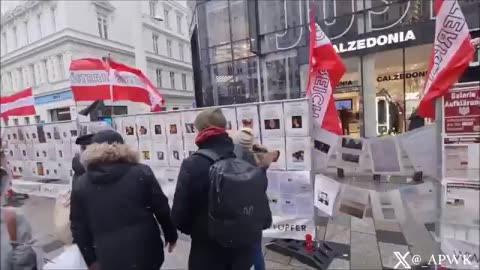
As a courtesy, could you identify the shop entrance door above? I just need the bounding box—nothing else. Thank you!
[334,86,361,137]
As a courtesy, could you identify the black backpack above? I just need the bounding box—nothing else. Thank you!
[196,146,271,248]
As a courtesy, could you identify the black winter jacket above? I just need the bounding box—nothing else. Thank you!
[70,143,177,270]
[71,154,85,183]
[171,133,271,239]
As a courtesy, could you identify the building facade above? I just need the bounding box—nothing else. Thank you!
[192,0,480,138]
[1,0,194,126]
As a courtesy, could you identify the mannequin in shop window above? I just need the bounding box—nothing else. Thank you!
[339,108,352,135]
[376,89,403,135]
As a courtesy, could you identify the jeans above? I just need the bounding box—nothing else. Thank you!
[253,242,265,270]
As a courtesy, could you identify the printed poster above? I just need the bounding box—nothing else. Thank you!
[181,110,199,140]
[167,140,184,167]
[152,141,168,167]
[260,103,285,137]
[149,115,167,143]
[55,143,73,161]
[136,115,151,141]
[121,116,137,139]
[159,168,180,207]
[266,171,313,218]
[314,174,341,216]
[284,99,310,137]
[399,182,438,224]
[397,125,437,177]
[312,128,340,172]
[336,137,366,169]
[338,184,370,219]
[184,140,198,158]
[164,113,183,142]
[369,136,404,174]
[221,107,238,131]
[443,181,479,245]
[263,216,316,241]
[236,105,260,138]
[138,140,154,166]
[286,137,311,171]
[262,136,286,170]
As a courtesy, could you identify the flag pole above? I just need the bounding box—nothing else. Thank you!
[103,53,115,127]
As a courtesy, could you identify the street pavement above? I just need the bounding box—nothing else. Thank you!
[13,175,442,269]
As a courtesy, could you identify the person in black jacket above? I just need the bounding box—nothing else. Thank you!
[71,133,92,184]
[70,130,177,270]
[172,108,259,270]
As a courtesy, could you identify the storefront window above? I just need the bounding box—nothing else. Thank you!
[229,0,249,42]
[209,44,233,64]
[375,48,404,134]
[404,44,431,119]
[211,62,235,105]
[232,40,255,59]
[233,57,260,104]
[258,0,303,35]
[261,50,300,101]
[205,1,230,46]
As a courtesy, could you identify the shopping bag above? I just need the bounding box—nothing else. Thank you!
[43,244,88,270]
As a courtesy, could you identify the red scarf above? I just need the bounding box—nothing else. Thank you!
[195,127,226,145]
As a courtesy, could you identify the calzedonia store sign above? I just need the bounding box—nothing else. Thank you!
[334,30,416,53]
[331,21,434,56]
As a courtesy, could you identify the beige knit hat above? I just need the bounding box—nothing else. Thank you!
[232,128,254,149]
[194,107,227,132]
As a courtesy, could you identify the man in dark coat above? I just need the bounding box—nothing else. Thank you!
[71,134,93,183]
[70,130,177,270]
[172,108,258,270]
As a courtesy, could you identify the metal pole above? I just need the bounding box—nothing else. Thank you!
[434,98,443,238]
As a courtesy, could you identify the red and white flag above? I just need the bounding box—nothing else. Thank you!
[70,58,165,111]
[417,0,475,118]
[108,59,165,112]
[0,88,36,120]
[306,8,346,135]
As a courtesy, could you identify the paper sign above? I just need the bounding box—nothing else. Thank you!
[221,107,238,131]
[314,174,341,216]
[260,103,285,137]
[121,116,137,139]
[369,136,403,174]
[312,128,340,172]
[150,115,167,143]
[136,115,151,141]
[284,99,310,136]
[164,113,183,142]
[236,105,260,138]
[262,136,286,170]
[286,137,312,171]
[263,216,316,240]
[167,140,184,167]
[152,142,168,167]
[181,110,199,140]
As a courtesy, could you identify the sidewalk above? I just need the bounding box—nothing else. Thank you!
[18,175,442,269]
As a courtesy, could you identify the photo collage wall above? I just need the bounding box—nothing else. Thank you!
[1,121,82,181]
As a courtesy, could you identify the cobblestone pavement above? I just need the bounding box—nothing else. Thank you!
[15,175,442,269]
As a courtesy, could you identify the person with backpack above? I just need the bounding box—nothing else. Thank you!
[172,108,272,270]
[70,130,177,270]
[230,128,277,270]
[1,150,38,270]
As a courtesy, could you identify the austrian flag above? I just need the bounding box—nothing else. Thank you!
[0,88,36,120]
[417,0,474,118]
[70,58,165,112]
[307,9,346,135]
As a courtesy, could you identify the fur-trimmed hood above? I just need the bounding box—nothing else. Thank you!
[80,143,139,184]
[81,143,139,167]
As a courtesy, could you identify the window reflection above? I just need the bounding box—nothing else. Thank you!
[258,0,303,35]
[230,0,249,41]
[206,1,230,46]
[262,51,300,101]
[234,57,260,103]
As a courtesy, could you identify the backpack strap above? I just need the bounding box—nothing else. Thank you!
[2,208,17,241]
[195,149,222,162]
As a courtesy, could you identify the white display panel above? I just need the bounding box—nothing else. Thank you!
[260,103,285,137]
